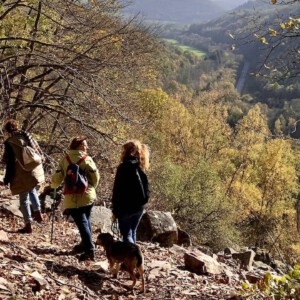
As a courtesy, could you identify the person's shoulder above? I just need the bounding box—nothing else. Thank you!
[84,155,97,166]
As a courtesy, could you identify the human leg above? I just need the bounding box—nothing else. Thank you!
[118,214,133,243]
[129,210,144,244]
[118,210,143,244]
[19,191,32,223]
[68,205,94,260]
[29,188,41,211]
[29,188,43,223]
[18,191,32,233]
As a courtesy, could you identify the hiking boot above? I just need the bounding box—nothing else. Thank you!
[17,222,32,234]
[72,242,84,253]
[78,252,95,262]
[32,210,43,223]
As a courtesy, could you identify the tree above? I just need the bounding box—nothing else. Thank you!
[0,0,160,153]
[231,0,300,80]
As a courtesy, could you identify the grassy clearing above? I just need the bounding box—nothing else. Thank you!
[163,38,206,59]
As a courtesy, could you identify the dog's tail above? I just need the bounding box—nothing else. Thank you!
[135,247,143,267]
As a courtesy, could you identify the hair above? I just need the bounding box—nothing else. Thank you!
[69,135,87,150]
[121,140,150,171]
[4,119,19,133]
[140,144,150,171]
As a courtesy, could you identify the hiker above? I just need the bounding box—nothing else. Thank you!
[51,135,100,261]
[111,140,150,244]
[1,119,45,233]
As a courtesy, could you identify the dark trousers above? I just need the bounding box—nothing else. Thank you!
[68,204,94,256]
[118,209,144,244]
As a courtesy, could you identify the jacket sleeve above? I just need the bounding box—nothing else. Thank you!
[3,142,16,185]
[85,156,100,188]
[51,160,65,189]
[111,164,126,217]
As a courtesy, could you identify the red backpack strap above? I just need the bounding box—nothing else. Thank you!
[76,155,87,166]
[66,155,72,165]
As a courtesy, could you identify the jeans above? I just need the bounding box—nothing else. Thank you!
[68,204,94,256]
[118,209,144,244]
[19,188,41,223]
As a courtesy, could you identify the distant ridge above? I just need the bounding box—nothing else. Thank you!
[122,0,225,24]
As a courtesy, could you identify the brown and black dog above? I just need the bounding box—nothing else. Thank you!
[96,232,145,293]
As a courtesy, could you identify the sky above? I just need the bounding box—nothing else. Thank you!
[212,0,249,10]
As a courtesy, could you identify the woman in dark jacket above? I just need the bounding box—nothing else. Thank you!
[112,140,150,244]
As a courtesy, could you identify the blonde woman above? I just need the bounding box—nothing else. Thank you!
[112,140,150,244]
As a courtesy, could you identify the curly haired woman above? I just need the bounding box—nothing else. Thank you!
[112,140,150,244]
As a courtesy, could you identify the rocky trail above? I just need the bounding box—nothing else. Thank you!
[0,188,278,300]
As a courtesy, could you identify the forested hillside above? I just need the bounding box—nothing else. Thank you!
[122,0,224,24]
[1,1,300,298]
[162,1,300,136]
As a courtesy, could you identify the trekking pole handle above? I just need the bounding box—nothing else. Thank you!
[51,188,57,200]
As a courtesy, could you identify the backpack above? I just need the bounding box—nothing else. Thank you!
[136,168,150,205]
[21,145,42,171]
[64,155,88,195]
[9,139,42,172]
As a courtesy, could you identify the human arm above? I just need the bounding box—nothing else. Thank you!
[85,156,100,188]
[3,141,15,185]
[51,160,65,189]
[111,164,126,217]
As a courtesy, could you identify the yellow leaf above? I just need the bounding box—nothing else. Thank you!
[288,20,294,29]
[260,37,269,45]
[295,18,300,23]
[280,22,286,29]
[269,28,277,36]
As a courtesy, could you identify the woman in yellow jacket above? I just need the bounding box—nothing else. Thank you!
[51,136,100,261]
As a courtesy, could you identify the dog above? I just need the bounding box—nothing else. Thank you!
[96,232,145,293]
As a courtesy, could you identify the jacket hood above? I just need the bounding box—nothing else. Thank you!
[123,155,139,165]
[66,150,87,161]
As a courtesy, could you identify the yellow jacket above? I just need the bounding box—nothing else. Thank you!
[51,150,100,209]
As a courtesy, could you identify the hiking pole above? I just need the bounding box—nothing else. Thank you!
[50,188,57,244]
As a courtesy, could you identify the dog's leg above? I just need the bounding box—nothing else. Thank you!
[137,264,145,293]
[112,263,121,279]
[126,260,137,291]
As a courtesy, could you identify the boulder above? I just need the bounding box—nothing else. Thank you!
[184,249,224,275]
[252,247,272,265]
[232,250,255,271]
[177,227,191,247]
[224,247,237,255]
[90,206,113,235]
[0,230,9,242]
[136,210,178,247]
[2,200,22,218]
[253,260,273,271]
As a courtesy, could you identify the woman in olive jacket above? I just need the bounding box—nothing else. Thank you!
[112,140,150,244]
[51,136,100,261]
[2,119,44,234]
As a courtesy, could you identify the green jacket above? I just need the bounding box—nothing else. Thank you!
[51,150,100,209]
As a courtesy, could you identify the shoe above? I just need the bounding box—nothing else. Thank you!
[17,223,32,234]
[78,252,95,262]
[72,242,84,253]
[32,210,43,223]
